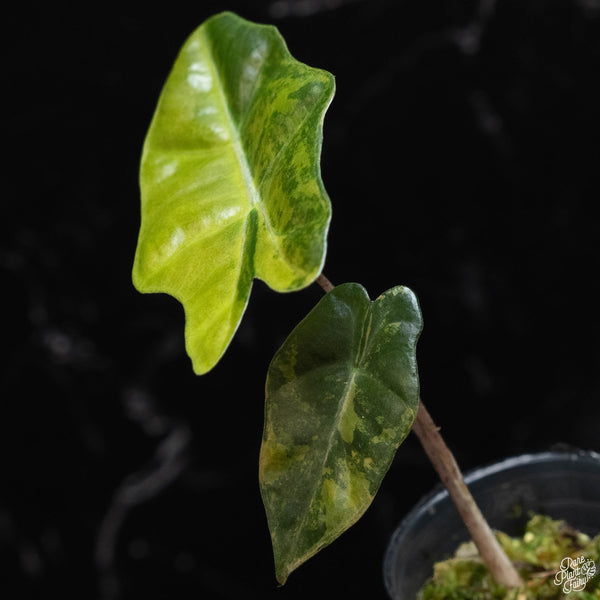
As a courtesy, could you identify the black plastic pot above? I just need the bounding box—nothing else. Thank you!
[383,450,600,600]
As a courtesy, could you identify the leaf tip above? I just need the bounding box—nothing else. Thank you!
[275,555,302,586]
[276,570,289,586]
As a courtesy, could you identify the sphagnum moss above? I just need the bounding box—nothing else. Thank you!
[420,515,600,600]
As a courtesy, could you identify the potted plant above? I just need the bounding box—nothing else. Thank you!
[132,11,600,598]
[384,450,600,598]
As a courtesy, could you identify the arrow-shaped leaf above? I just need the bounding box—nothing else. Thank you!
[259,283,423,584]
[132,12,334,374]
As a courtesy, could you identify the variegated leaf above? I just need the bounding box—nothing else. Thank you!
[132,12,334,374]
[260,283,423,584]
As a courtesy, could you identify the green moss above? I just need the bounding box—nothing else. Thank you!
[420,515,600,600]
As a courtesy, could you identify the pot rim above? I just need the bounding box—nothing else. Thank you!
[383,448,600,596]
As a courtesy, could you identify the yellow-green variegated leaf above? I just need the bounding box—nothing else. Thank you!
[260,283,423,584]
[132,12,334,374]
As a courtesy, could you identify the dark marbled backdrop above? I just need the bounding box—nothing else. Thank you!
[3,0,600,597]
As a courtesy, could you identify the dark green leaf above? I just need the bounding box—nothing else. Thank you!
[259,283,423,583]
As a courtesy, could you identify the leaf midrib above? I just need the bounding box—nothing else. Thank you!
[201,27,259,213]
[201,27,312,284]
[200,28,267,315]
[279,365,357,575]
[286,304,373,562]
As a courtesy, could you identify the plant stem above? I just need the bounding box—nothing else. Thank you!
[412,400,523,589]
[316,273,334,293]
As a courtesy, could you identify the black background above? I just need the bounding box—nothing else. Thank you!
[3,0,600,598]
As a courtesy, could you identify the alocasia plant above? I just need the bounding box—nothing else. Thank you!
[133,11,522,590]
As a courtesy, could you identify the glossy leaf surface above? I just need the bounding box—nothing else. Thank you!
[132,12,334,374]
[259,283,423,584]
